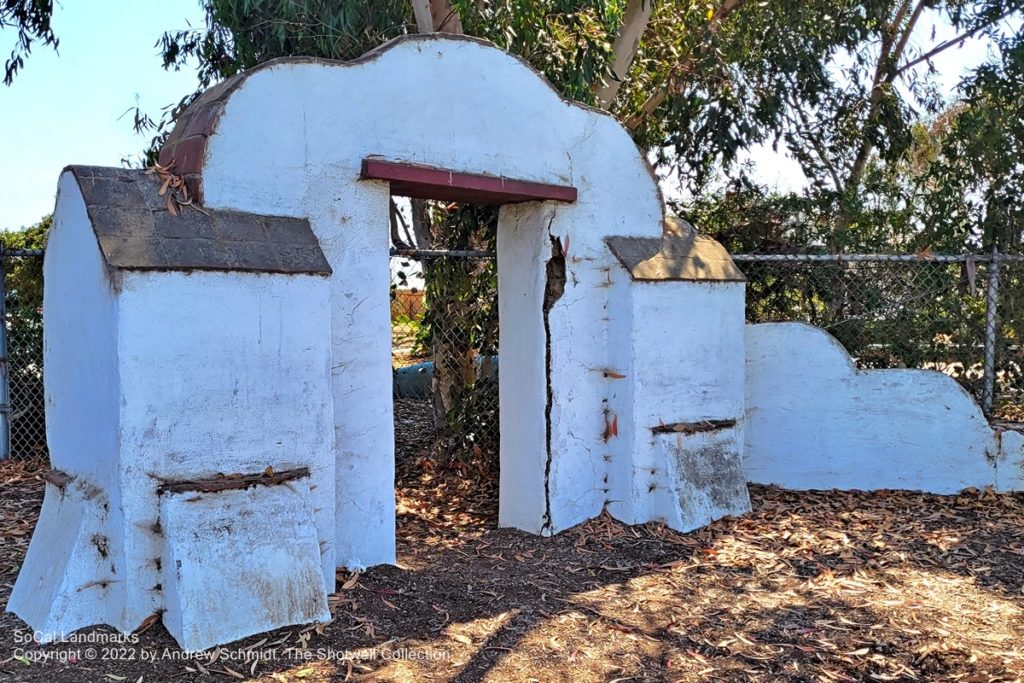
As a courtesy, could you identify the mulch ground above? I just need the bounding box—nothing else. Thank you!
[2,402,1023,682]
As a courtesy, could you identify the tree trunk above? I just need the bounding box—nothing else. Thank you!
[594,0,653,108]
[412,0,463,34]
[835,0,925,244]
[411,0,433,33]
[625,0,745,130]
[429,0,463,34]
[408,1,468,431]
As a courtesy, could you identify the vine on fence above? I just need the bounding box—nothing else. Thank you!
[419,204,500,465]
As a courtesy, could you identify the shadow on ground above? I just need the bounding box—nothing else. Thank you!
[1,450,1022,682]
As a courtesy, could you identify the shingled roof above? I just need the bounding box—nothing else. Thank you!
[67,166,331,276]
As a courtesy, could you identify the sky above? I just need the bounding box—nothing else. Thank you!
[738,7,1004,194]
[0,2,1012,231]
[0,1,205,230]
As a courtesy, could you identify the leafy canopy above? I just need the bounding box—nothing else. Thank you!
[2,0,57,85]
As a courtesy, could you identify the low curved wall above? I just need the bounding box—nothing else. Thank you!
[744,322,1024,493]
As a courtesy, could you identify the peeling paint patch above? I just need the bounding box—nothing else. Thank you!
[90,534,110,559]
[651,418,736,435]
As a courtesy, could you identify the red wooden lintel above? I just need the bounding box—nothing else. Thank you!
[360,158,577,205]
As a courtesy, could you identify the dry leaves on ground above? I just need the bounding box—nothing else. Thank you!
[1,409,1022,682]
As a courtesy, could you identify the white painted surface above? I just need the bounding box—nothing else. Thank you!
[7,479,115,637]
[199,37,664,546]
[39,173,121,494]
[7,173,125,634]
[161,479,331,652]
[745,322,1024,492]
[995,429,1024,491]
[9,172,336,645]
[608,279,749,526]
[115,269,336,629]
[496,204,550,533]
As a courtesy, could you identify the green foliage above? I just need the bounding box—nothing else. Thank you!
[687,8,1024,257]
[684,184,832,253]
[152,0,1024,204]
[736,258,988,392]
[1,0,57,85]
[451,0,618,104]
[2,216,49,457]
[3,215,48,312]
[630,1,893,190]
[420,205,500,458]
[160,0,410,84]
[924,32,1024,252]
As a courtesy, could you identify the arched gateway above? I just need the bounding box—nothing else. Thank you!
[9,35,749,650]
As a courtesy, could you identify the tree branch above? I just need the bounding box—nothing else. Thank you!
[595,0,653,109]
[782,74,845,193]
[411,0,463,34]
[429,0,463,34]
[896,7,1019,76]
[845,0,926,190]
[390,198,412,250]
[410,198,432,249]
[625,0,745,130]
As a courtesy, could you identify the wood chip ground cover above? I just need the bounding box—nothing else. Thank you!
[1,418,1023,681]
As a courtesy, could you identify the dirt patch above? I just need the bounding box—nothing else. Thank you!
[2,447,1023,682]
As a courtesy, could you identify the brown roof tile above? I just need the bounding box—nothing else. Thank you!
[66,166,331,276]
[605,233,746,283]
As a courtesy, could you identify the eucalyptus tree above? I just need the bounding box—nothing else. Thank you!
[1,0,57,85]
[924,29,1024,252]
[758,0,1023,246]
[148,1,853,192]
[149,0,1023,453]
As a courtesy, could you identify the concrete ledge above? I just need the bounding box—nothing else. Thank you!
[160,477,330,651]
[651,425,751,531]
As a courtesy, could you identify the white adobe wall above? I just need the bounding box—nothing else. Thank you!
[9,170,337,640]
[496,204,551,533]
[745,322,1024,492]
[7,173,124,634]
[604,261,637,522]
[40,173,121,501]
[160,479,331,651]
[608,280,749,527]
[198,37,664,548]
[115,269,336,629]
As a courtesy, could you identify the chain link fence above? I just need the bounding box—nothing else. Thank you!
[4,249,1023,461]
[391,250,499,462]
[733,253,1024,420]
[388,250,1024,463]
[2,250,46,460]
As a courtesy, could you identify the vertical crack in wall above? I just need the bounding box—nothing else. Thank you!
[542,232,566,534]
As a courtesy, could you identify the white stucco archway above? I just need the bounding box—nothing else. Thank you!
[13,34,1024,654]
[12,35,755,650]
[160,34,667,568]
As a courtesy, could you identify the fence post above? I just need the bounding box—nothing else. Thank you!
[982,246,1000,418]
[0,250,10,459]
